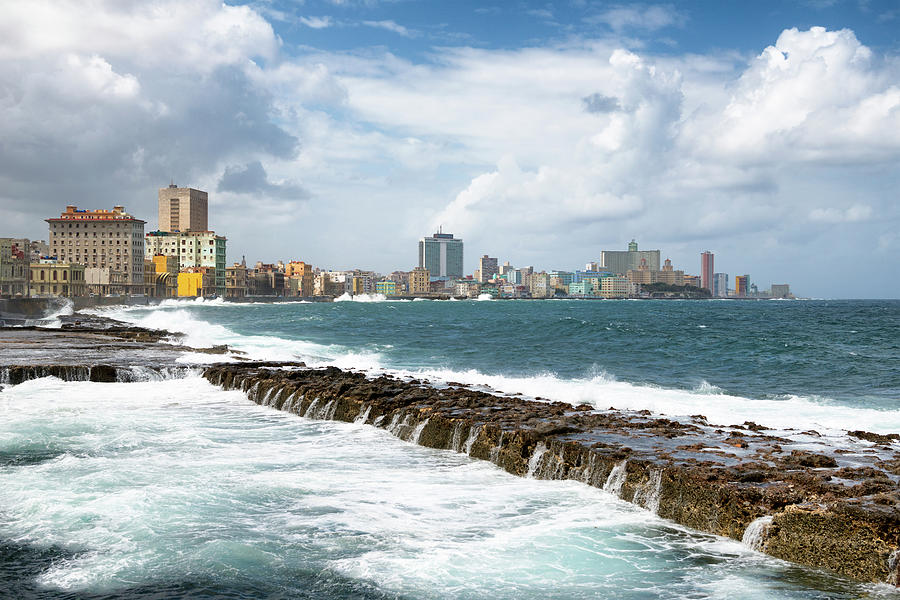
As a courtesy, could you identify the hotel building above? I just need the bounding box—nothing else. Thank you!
[47,205,145,293]
[419,231,464,279]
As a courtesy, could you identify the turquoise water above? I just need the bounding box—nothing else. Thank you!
[2,298,899,598]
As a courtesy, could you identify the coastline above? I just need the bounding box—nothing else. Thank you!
[1,315,898,586]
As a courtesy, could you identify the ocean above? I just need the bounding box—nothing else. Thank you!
[2,298,899,598]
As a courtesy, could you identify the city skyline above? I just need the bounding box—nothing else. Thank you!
[1,1,898,298]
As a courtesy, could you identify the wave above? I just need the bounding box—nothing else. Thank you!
[476,293,494,301]
[92,303,900,436]
[334,293,410,303]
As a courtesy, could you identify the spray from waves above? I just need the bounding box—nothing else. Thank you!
[334,293,410,303]
[476,293,494,302]
[87,304,384,369]
[84,303,900,436]
[693,380,724,395]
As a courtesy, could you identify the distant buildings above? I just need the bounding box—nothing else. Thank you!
[700,251,714,292]
[600,239,660,275]
[735,274,749,297]
[771,284,791,299]
[47,205,145,294]
[145,230,226,296]
[713,273,728,298]
[478,255,498,283]
[0,239,30,296]
[409,267,430,294]
[30,258,86,298]
[419,231,463,279]
[158,184,208,233]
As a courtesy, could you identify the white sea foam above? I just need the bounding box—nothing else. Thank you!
[87,303,900,436]
[476,293,494,301]
[3,376,844,599]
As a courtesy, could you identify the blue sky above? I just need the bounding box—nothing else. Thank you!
[1,0,898,297]
[255,0,900,56]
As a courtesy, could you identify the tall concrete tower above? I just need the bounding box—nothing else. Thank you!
[158,184,208,233]
[700,251,714,292]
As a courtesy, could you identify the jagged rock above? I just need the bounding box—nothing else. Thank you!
[201,362,900,586]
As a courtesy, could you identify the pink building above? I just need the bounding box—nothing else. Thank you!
[700,251,714,292]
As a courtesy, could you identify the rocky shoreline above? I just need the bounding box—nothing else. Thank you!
[1,320,898,586]
[204,363,900,586]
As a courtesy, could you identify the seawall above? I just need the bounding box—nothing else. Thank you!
[202,363,900,586]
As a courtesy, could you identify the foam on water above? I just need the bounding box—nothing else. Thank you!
[89,302,900,436]
[0,377,884,599]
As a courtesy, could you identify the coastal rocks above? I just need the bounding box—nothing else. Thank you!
[202,362,900,586]
[0,364,196,384]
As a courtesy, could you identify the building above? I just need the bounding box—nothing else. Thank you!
[734,274,749,297]
[10,239,49,262]
[600,276,630,299]
[0,238,30,296]
[30,258,86,297]
[683,274,701,288]
[145,231,226,296]
[600,239,660,275]
[314,272,345,297]
[148,254,178,297]
[375,280,399,296]
[285,261,315,297]
[226,261,248,299]
[568,281,596,296]
[418,231,464,279]
[178,267,216,297]
[658,258,685,286]
[700,251,714,292]
[409,267,430,295]
[47,205,145,293]
[771,284,791,299]
[713,273,728,298]
[85,267,128,296]
[478,255,498,283]
[529,272,551,298]
[158,184,208,233]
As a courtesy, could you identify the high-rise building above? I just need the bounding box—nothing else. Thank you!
[700,251,714,291]
[734,274,749,297]
[418,231,463,279]
[713,273,728,298]
[47,205,145,293]
[600,239,660,275]
[478,255,498,283]
[158,184,208,233]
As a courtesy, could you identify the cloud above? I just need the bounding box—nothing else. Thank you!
[809,204,873,223]
[217,161,309,200]
[362,20,418,38]
[585,4,687,32]
[298,16,334,29]
[582,92,620,113]
[687,27,900,164]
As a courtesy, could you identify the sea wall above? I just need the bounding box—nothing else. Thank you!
[202,363,900,586]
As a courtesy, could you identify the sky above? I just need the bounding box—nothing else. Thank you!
[1,0,898,298]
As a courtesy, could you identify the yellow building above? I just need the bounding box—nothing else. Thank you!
[285,261,314,296]
[30,259,86,297]
[409,267,430,295]
[177,267,215,297]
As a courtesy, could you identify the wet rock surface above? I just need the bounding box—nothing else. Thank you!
[0,315,238,375]
[203,362,900,586]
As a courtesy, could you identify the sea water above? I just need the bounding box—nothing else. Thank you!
[2,299,898,598]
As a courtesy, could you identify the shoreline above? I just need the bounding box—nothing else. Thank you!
[1,317,898,586]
